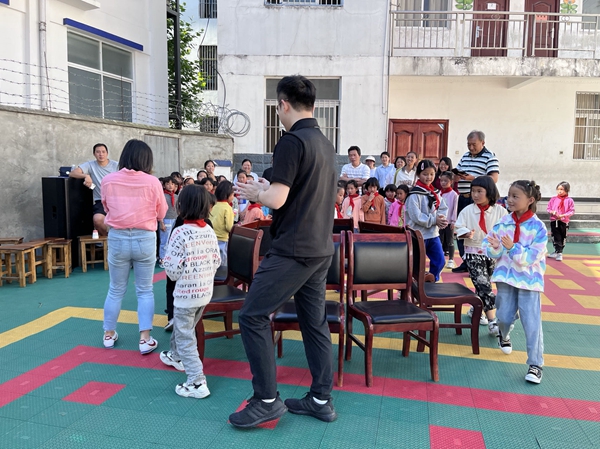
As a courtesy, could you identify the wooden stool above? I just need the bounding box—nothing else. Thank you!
[27,238,55,279]
[0,237,24,245]
[79,236,108,273]
[0,244,36,287]
[48,239,72,278]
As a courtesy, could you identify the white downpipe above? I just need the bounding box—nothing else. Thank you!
[39,0,48,110]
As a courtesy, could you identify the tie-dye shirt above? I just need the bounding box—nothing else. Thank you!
[484,213,547,292]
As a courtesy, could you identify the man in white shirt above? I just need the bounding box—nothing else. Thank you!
[69,143,118,236]
[339,146,370,187]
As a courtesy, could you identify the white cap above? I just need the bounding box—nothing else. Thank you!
[365,155,376,162]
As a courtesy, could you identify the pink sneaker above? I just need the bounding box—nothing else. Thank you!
[139,337,158,354]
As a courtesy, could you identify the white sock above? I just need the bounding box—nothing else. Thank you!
[262,398,276,403]
[313,397,327,405]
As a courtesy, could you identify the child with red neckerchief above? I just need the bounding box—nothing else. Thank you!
[438,171,459,269]
[485,180,547,384]
[361,177,386,224]
[340,180,364,232]
[546,181,575,261]
[161,184,221,399]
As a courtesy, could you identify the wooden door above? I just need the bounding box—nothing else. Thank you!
[471,0,510,57]
[388,120,448,163]
[525,0,559,57]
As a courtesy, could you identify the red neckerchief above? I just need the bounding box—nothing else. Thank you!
[511,210,534,243]
[440,186,453,194]
[247,203,262,211]
[415,180,440,210]
[348,193,359,208]
[477,204,491,234]
[558,193,568,214]
[217,199,233,207]
[163,189,175,207]
[335,203,343,219]
[397,199,405,218]
[183,219,206,228]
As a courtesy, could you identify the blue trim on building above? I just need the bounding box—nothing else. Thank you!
[0,0,10,5]
[215,160,233,167]
[63,18,143,51]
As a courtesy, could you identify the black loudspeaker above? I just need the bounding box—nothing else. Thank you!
[42,177,94,267]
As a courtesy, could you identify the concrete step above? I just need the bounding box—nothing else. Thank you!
[545,229,600,244]
[540,219,600,229]
[538,200,600,215]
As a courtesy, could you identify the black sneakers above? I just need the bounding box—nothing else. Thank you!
[285,393,337,422]
[451,263,468,273]
[229,393,287,428]
[525,365,543,384]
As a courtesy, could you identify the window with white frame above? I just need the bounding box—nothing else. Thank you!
[67,32,133,122]
[265,0,342,6]
[394,0,449,28]
[582,0,600,30]
[199,0,217,18]
[199,46,218,91]
[574,92,600,160]
[265,78,340,153]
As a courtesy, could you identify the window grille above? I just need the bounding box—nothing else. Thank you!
[394,0,449,27]
[199,46,218,91]
[198,116,219,134]
[199,0,217,18]
[574,92,600,160]
[265,0,342,6]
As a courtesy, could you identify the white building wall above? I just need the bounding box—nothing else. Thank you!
[388,76,600,197]
[218,0,390,155]
[0,0,168,125]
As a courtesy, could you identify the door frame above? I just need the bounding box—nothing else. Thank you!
[525,0,559,57]
[471,0,510,57]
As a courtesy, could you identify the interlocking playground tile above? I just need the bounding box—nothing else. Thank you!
[375,419,430,448]
[0,416,23,435]
[100,385,169,411]
[322,415,379,448]
[156,416,224,448]
[0,421,64,449]
[62,381,125,405]
[333,391,383,419]
[109,411,180,443]
[27,377,90,400]
[526,414,594,447]
[28,400,94,428]
[482,431,539,449]
[0,396,57,421]
[379,396,429,424]
[67,406,131,435]
[427,402,480,430]
[429,425,486,449]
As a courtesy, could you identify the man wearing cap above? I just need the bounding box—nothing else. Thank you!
[339,145,370,187]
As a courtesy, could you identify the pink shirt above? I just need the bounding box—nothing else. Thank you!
[102,168,167,231]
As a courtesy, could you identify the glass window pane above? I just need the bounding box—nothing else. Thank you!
[67,33,100,69]
[68,67,102,117]
[103,77,132,122]
[102,44,133,79]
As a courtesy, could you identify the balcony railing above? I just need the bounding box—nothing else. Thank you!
[391,10,600,58]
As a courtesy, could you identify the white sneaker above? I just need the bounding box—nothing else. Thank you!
[488,320,499,336]
[164,319,174,332]
[176,381,210,399]
[498,335,512,355]
[548,252,557,259]
[139,337,158,355]
[103,331,118,349]
[446,260,456,269]
[467,307,488,325]
[160,350,184,371]
[556,253,563,261]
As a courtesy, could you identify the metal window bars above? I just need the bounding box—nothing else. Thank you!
[574,92,600,161]
[265,0,342,6]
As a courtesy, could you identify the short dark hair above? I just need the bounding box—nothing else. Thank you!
[364,177,380,190]
[346,179,358,192]
[276,75,316,112]
[215,180,234,201]
[511,180,542,212]
[118,139,153,174]
[348,145,361,156]
[196,169,207,178]
[380,151,390,158]
[337,179,348,190]
[199,178,214,188]
[163,176,176,185]
[397,184,410,196]
[384,184,397,193]
[204,160,216,169]
[93,143,108,154]
[171,172,182,179]
[556,181,570,193]
[177,184,212,220]
[237,169,248,177]
[394,156,406,166]
[471,176,499,206]
[241,159,252,167]
[439,171,454,181]
[416,159,436,175]
[437,157,453,174]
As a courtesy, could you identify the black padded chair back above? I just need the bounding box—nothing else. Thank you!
[407,227,425,286]
[333,218,353,234]
[358,221,406,234]
[352,240,409,285]
[227,227,263,285]
[326,240,342,286]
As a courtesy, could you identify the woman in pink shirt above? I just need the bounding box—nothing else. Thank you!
[101,139,168,354]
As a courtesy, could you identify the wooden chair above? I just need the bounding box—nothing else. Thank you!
[47,239,72,278]
[195,226,263,360]
[0,243,36,287]
[27,238,58,279]
[240,219,273,260]
[333,218,353,234]
[407,227,483,355]
[271,232,346,386]
[358,221,405,234]
[79,235,108,272]
[345,231,439,386]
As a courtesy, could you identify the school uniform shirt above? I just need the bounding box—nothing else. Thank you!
[455,204,508,253]
[484,213,547,292]
[440,189,459,224]
[361,194,386,224]
[163,224,221,308]
[546,196,575,223]
[404,186,449,240]
[209,201,234,242]
[242,205,266,225]
[341,196,364,230]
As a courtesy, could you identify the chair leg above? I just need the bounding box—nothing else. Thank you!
[337,325,344,387]
[470,302,482,355]
[345,317,353,361]
[430,325,440,382]
[402,331,411,357]
[416,330,426,352]
[277,331,284,358]
[364,329,373,388]
[17,252,25,287]
[195,319,206,361]
[454,304,462,335]
[224,311,234,339]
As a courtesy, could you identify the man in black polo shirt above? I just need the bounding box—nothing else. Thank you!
[452,130,500,273]
[230,76,337,428]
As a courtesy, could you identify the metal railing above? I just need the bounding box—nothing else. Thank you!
[391,10,600,58]
[265,0,342,5]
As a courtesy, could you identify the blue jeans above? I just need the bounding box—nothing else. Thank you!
[424,237,445,282]
[158,218,175,260]
[496,282,544,367]
[218,240,228,267]
[103,228,157,332]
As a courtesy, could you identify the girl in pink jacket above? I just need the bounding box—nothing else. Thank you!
[546,181,575,261]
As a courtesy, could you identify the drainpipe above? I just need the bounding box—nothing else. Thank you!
[39,0,48,110]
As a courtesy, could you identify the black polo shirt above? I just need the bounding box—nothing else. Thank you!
[269,118,337,258]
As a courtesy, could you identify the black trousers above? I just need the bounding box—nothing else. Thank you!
[550,220,568,253]
[456,194,474,263]
[238,253,334,400]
